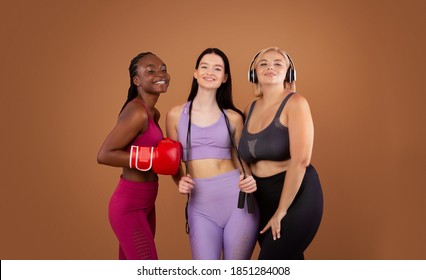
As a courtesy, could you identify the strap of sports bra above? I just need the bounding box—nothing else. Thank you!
[274,92,296,118]
[246,92,295,124]
[246,100,257,120]
[245,100,258,127]
[133,98,154,121]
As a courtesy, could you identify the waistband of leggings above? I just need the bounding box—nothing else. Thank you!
[193,169,240,184]
[253,164,316,181]
[118,176,158,189]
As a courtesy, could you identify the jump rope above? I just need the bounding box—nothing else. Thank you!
[184,101,254,234]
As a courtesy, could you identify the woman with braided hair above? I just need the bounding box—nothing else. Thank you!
[97,52,171,259]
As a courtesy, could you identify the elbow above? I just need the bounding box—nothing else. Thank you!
[301,157,311,168]
[302,161,311,168]
[97,150,107,165]
[291,157,311,169]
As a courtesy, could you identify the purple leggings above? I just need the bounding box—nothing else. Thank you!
[188,169,259,260]
[108,177,158,260]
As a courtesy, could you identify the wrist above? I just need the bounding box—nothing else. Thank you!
[276,207,288,216]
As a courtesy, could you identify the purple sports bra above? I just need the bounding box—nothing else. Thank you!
[125,99,164,151]
[238,92,295,164]
[177,102,232,161]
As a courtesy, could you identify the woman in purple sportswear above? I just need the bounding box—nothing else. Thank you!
[166,48,259,259]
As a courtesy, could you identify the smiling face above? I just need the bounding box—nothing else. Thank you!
[193,53,228,90]
[255,50,289,85]
[133,53,170,94]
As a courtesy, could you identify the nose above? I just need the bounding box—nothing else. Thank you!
[157,70,166,77]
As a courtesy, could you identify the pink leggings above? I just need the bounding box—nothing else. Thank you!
[108,177,158,260]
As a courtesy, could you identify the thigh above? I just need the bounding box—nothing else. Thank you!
[258,216,305,260]
[110,203,158,260]
[223,204,260,260]
[258,167,323,260]
[108,179,159,260]
[188,208,223,260]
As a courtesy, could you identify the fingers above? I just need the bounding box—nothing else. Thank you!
[260,219,281,241]
[178,174,194,194]
[260,223,270,235]
[275,224,281,240]
[239,175,257,193]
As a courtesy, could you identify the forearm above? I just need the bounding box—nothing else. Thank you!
[276,162,307,215]
[172,166,184,186]
[97,149,130,167]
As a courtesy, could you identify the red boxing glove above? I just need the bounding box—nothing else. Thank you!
[152,138,183,175]
[129,138,182,175]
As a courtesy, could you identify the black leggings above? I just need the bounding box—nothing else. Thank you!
[254,165,323,260]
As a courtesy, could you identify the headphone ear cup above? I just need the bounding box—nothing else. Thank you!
[285,68,295,83]
[251,69,258,83]
[248,69,257,83]
[248,51,261,83]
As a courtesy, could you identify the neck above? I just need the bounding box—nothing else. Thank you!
[260,85,292,104]
[192,88,218,110]
[137,92,159,109]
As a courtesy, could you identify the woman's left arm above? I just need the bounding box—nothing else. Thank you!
[261,94,314,239]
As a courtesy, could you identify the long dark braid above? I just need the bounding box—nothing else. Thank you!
[119,52,154,114]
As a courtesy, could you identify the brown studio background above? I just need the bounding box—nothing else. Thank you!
[1,0,425,259]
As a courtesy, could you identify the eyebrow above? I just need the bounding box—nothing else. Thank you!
[259,58,284,63]
[145,63,167,68]
[200,62,224,68]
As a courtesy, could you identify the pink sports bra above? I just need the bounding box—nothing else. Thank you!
[125,99,164,151]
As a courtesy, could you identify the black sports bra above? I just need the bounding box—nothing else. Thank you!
[238,92,295,164]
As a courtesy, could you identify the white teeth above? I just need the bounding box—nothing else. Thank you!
[155,80,166,84]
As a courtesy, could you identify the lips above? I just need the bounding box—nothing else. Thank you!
[203,76,215,81]
[264,71,276,77]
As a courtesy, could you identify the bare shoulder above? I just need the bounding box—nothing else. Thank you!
[166,103,185,122]
[116,100,149,133]
[287,93,311,112]
[226,110,244,132]
[119,100,149,123]
[226,109,244,123]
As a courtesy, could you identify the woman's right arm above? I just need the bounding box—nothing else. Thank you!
[97,103,147,167]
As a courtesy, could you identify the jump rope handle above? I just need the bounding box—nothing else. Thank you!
[246,193,254,213]
[238,190,254,214]
[238,191,246,208]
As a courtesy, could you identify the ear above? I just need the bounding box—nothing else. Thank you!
[133,76,140,86]
[193,70,198,80]
[222,73,228,83]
